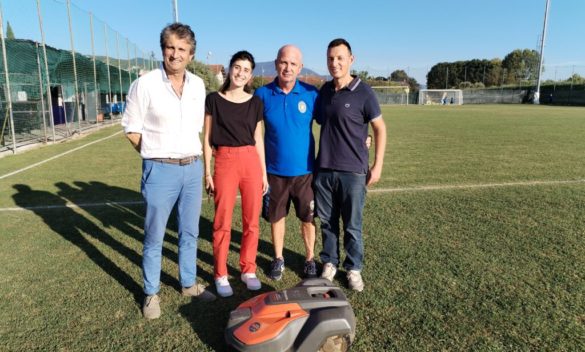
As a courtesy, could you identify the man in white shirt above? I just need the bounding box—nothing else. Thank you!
[122,23,215,320]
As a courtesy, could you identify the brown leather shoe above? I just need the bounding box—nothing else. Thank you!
[182,283,217,302]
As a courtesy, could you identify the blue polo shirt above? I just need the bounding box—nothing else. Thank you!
[255,79,318,176]
[314,77,382,174]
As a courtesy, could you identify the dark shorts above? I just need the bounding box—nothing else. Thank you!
[267,173,314,223]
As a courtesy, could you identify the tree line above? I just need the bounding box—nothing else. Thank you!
[341,49,541,92]
[426,49,540,89]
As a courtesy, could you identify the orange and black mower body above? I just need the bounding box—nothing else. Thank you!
[225,278,356,352]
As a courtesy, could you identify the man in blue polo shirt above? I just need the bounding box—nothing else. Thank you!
[314,38,387,292]
[254,45,319,280]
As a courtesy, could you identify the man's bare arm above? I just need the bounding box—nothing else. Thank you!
[126,132,142,153]
[367,116,386,186]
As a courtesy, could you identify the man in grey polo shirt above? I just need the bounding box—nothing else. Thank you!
[313,38,387,292]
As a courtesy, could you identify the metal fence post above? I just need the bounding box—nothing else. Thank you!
[36,0,56,143]
[534,0,550,104]
[568,65,574,104]
[104,23,112,108]
[134,46,138,78]
[66,0,81,133]
[126,38,131,87]
[89,12,99,124]
[0,6,16,152]
[116,31,123,107]
[35,43,48,143]
[500,69,506,103]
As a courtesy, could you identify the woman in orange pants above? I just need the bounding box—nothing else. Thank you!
[203,50,268,297]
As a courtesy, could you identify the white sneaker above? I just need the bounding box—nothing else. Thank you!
[241,273,261,291]
[215,276,233,297]
[321,263,337,281]
[347,270,364,292]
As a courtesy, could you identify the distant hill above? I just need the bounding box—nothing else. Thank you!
[253,61,322,78]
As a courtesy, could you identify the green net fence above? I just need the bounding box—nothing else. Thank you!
[0,0,156,153]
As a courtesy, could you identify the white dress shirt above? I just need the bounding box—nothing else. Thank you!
[122,66,205,159]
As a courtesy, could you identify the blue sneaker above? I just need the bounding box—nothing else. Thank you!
[304,260,317,278]
[269,257,285,281]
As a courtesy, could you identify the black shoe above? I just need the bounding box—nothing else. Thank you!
[304,259,317,278]
[269,257,285,281]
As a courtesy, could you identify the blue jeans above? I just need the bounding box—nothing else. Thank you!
[141,159,203,295]
[314,169,366,271]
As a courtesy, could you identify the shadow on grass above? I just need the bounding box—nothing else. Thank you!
[12,181,306,349]
[12,183,147,305]
[57,181,241,293]
[11,182,221,306]
[67,181,228,286]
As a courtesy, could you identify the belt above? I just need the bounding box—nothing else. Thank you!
[149,155,199,166]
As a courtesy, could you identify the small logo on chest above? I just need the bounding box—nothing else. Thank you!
[344,103,351,108]
[298,101,307,113]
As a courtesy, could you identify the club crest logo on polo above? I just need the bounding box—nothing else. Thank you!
[345,103,351,108]
[298,101,307,114]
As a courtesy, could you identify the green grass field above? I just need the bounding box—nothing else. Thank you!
[1,105,584,351]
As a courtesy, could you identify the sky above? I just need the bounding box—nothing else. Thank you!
[2,0,584,84]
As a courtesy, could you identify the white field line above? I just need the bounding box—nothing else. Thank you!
[0,200,144,212]
[2,178,585,212]
[0,130,123,181]
[368,178,585,193]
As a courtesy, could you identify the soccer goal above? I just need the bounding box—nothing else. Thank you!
[418,89,463,105]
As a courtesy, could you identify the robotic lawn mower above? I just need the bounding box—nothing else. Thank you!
[226,278,356,352]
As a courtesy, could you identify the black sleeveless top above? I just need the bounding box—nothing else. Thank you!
[205,92,263,147]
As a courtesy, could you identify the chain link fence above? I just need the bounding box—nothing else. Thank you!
[0,0,156,153]
[375,85,585,106]
[367,63,585,105]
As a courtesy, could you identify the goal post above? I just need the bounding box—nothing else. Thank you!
[418,89,463,105]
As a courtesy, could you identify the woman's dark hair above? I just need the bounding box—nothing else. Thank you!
[160,23,196,55]
[327,38,352,54]
[219,50,256,94]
